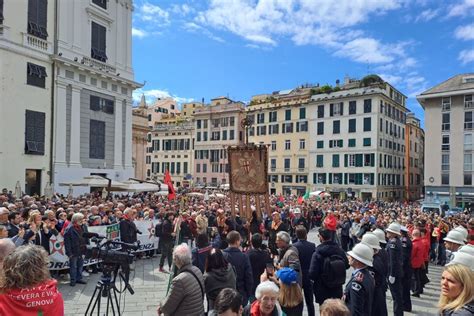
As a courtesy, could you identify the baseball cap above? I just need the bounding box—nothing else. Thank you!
[276,267,298,285]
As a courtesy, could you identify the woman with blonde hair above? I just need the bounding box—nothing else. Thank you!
[0,245,64,315]
[275,267,304,316]
[438,264,474,315]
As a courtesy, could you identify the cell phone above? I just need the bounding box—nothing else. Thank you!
[266,263,274,276]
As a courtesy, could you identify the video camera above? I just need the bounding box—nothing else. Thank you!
[84,232,138,267]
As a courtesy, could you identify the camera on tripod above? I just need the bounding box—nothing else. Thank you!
[85,234,136,267]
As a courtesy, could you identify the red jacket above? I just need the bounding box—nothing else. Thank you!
[421,237,430,262]
[0,279,64,316]
[411,238,425,269]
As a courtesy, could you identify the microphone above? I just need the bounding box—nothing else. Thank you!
[82,232,105,239]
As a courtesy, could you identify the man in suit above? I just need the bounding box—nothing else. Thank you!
[293,226,316,316]
[7,211,21,238]
[276,231,302,286]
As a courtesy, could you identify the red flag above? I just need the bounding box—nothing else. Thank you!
[297,196,303,205]
[163,170,176,200]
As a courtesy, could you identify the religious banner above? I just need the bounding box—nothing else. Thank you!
[47,220,160,270]
[228,144,269,220]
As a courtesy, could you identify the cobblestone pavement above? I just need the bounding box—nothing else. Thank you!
[59,229,442,315]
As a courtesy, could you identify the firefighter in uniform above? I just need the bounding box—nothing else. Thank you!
[373,228,389,316]
[361,232,388,316]
[343,243,375,316]
[401,226,413,312]
[386,222,404,316]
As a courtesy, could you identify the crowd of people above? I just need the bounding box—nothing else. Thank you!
[0,187,473,316]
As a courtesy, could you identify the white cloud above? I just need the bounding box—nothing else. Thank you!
[171,4,194,16]
[138,3,170,25]
[414,8,439,22]
[133,88,194,105]
[459,49,474,65]
[334,38,394,64]
[132,28,148,38]
[455,23,474,41]
[379,74,403,86]
[183,22,225,43]
[448,0,474,17]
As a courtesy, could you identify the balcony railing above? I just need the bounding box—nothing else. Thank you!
[465,101,473,109]
[81,56,116,73]
[22,32,52,54]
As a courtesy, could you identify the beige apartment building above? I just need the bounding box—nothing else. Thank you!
[193,97,245,186]
[404,113,424,201]
[247,87,313,195]
[417,74,474,209]
[308,76,409,201]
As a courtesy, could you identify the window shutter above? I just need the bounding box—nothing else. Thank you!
[371,154,375,167]
[328,173,332,184]
[91,22,99,50]
[340,102,344,115]
[330,104,334,116]
[356,154,362,167]
[104,99,114,114]
[344,173,348,185]
[38,0,48,38]
[370,174,375,185]
[344,154,348,167]
[90,95,101,111]
[99,23,107,60]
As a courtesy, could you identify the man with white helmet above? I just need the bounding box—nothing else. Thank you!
[361,232,388,316]
[400,226,413,312]
[446,252,474,271]
[386,222,403,316]
[458,244,474,256]
[343,243,375,316]
[444,229,466,262]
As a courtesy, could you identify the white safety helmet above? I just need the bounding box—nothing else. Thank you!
[348,243,374,267]
[453,226,469,242]
[361,232,381,250]
[458,244,474,256]
[446,252,474,271]
[373,229,387,244]
[386,222,401,236]
[444,230,466,246]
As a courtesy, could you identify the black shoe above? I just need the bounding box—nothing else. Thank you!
[76,280,87,284]
[70,282,76,287]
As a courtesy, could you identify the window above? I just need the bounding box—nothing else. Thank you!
[89,120,105,159]
[222,130,227,140]
[202,164,207,173]
[295,175,307,183]
[441,173,449,185]
[465,174,472,185]
[285,109,292,121]
[349,101,356,114]
[285,140,291,150]
[316,155,323,168]
[298,158,305,170]
[296,121,308,132]
[271,141,276,151]
[348,139,356,147]
[299,107,306,119]
[329,139,343,148]
[91,22,107,62]
[347,154,356,167]
[281,175,293,183]
[284,159,290,171]
[465,95,473,109]
[442,113,450,131]
[317,140,324,148]
[332,154,340,167]
[330,102,343,116]
[364,154,374,166]
[25,110,45,155]
[348,119,356,133]
[26,63,47,88]
[363,117,371,131]
[203,131,208,141]
[465,111,473,130]
[333,120,340,134]
[299,139,305,149]
[317,105,324,118]
[269,124,279,134]
[229,130,234,140]
[465,134,473,151]
[364,99,372,113]
[363,138,371,147]
[464,153,472,171]
[90,95,114,114]
[442,97,451,111]
[257,113,265,124]
[269,159,276,171]
[196,120,201,129]
[211,131,220,140]
[267,111,276,122]
[196,132,201,142]
[184,162,188,174]
[196,164,200,173]
[28,0,48,39]
[92,0,107,9]
[314,173,326,184]
[256,126,266,136]
[317,122,324,135]
[282,123,293,133]
[442,154,450,171]
[442,135,450,151]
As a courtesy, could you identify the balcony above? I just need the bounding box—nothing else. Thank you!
[81,56,116,73]
[22,32,52,54]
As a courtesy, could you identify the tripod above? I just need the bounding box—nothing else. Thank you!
[85,265,127,316]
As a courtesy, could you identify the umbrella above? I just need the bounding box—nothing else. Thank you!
[15,181,22,198]
[309,191,323,196]
[212,193,226,199]
[320,192,331,198]
[220,183,230,190]
[154,191,168,196]
[187,192,204,197]
[111,180,163,193]
[59,175,126,189]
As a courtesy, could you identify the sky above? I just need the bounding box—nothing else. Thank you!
[131,0,474,125]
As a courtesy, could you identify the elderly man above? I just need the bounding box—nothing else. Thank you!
[0,207,9,226]
[276,231,302,286]
[158,243,204,316]
[64,213,88,286]
[0,238,15,269]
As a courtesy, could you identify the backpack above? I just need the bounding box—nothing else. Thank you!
[321,255,346,287]
[155,221,163,238]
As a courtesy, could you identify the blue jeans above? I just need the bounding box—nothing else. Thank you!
[69,255,84,284]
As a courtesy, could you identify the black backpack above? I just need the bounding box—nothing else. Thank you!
[321,255,346,287]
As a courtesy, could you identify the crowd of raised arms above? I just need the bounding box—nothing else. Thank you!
[0,188,473,316]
